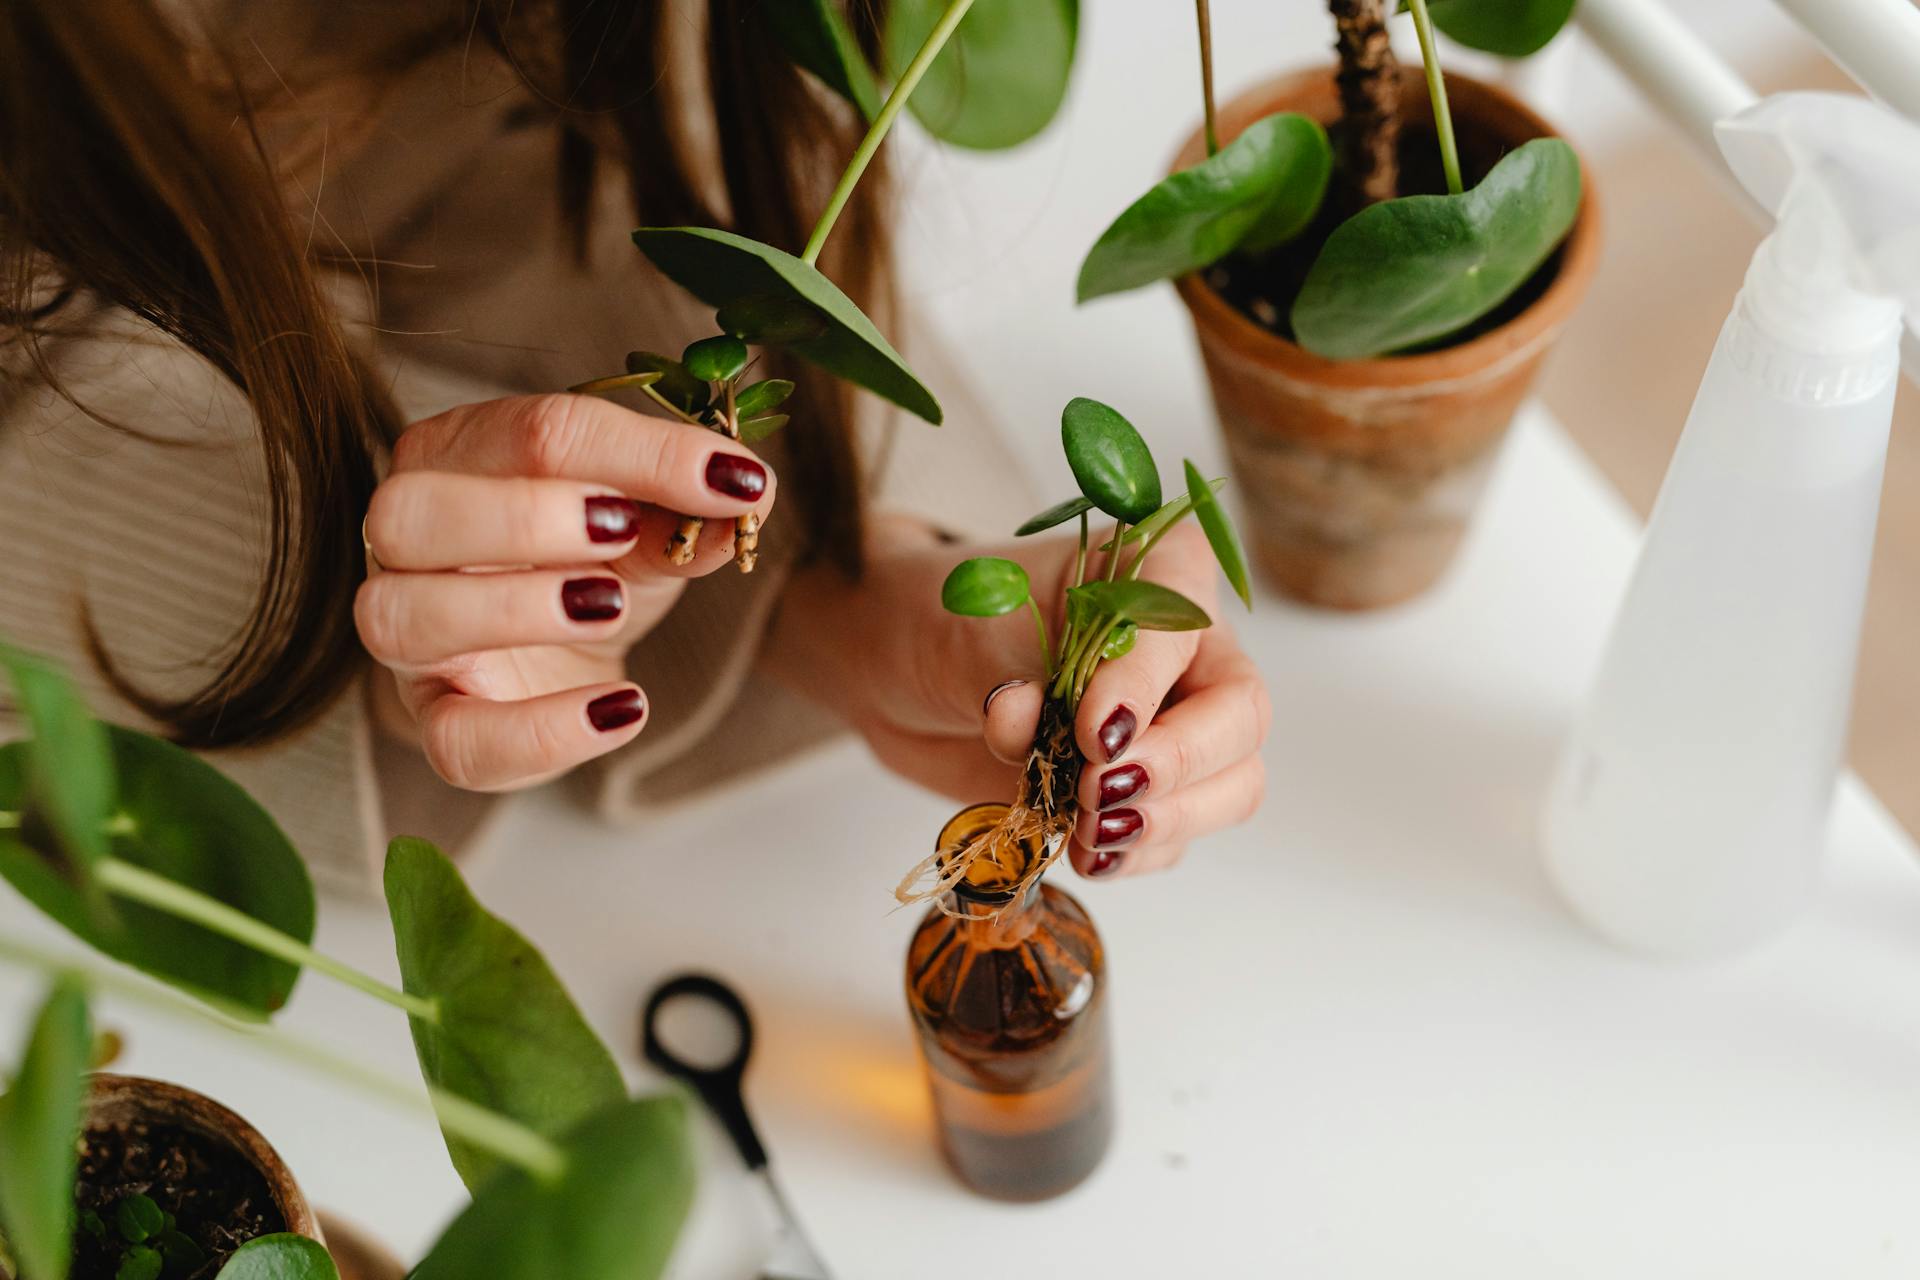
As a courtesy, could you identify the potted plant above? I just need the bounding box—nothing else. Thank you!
[1077,0,1599,609]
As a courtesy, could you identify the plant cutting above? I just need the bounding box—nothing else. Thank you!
[0,646,691,1280]
[895,396,1250,909]
[1078,0,1598,609]
[569,0,1077,572]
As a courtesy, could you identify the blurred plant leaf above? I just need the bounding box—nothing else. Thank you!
[634,228,940,423]
[1069,579,1211,632]
[1402,0,1576,57]
[1292,139,1581,358]
[715,294,830,346]
[1185,460,1250,609]
[624,352,710,417]
[1014,496,1093,537]
[214,1233,340,1280]
[1061,397,1160,524]
[738,414,790,444]
[1077,112,1331,302]
[385,838,624,1193]
[0,976,90,1280]
[681,336,749,384]
[766,0,882,119]
[0,728,314,1020]
[0,647,113,891]
[733,379,795,420]
[885,0,1077,151]
[1100,621,1138,660]
[940,557,1031,618]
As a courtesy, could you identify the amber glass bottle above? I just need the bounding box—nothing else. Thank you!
[905,802,1113,1201]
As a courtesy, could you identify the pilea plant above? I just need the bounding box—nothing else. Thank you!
[896,398,1251,909]
[0,647,690,1280]
[569,0,1079,572]
[1077,0,1581,358]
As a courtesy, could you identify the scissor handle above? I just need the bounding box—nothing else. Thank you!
[640,972,767,1171]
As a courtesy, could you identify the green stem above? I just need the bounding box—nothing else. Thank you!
[801,0,978,266]
[1024,597,1052,676]
[1104,523,1127,582]
[94,858,440,1024]
[1072,512,1089,592]
[639,382,705,427]
[1125,516,1184,581]
[1051,613,1110,704]
[1404,0,1463,195]
[1196,0,1219,156]
[1070,618,1115,706]
[0,935,565,1183]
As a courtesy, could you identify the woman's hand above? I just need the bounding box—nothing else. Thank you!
[769,516,1270,879]
[357,394,775,791]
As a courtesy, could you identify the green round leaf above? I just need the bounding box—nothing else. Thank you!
[385,838,625,1194]
[1,646,113,882]
[1061,397,1161,524]
[733,379,795,420]
[1069,579,1212,631]
[886,0,1077,151]
[681,335,749,384]
[214,1233,340,1280]
[941,557,1031,618]
[1100,621,1138,661]
[1077,112,1331,302]
[1185,460,1251,610]
[738,413,790,444]
[1014,496,1094,537]
[624,352,709,417]
[115,1244,162,1280]
[765,0,882,119]
[0,977,90,1280]
[1412,0,1576,57]
[1292,138,1582,359]
[0,728,315,1020]
[116,1192,164,1243]
[716,294,831,346]
[634,227,940,424]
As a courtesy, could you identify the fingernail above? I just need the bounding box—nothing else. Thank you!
[563,576,623,621]
[1098,705,1137,762]
[1097,763,1148,810]
[587,688,646,732]
[585,496,642,543]
[1087,848,1124,877]
[705,453,767,501]
[983,679,1027,717]
[1095,808,1144,849]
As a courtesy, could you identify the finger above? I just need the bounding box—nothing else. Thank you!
[418,681,648,792]
[356,569,627,668]
[1067,753,1266,880]
[366,473,643,571]
[862,720,1022,805]
[610,499,778,581]
[394,394,772,518]
[982,679,1044,765]
[1075,629,1270,813]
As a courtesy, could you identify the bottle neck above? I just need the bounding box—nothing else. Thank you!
[945,880,1045,948]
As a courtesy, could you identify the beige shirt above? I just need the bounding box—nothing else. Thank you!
[0,23,1032,893]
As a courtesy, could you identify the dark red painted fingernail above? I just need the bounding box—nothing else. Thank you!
[1095,808,1144,849]
[705,453,767,501]
[586,688,646,732]
[1097,763,1148,809]
[585,496,642,543]
[1086,848,1124,877]
[983,679,1027,716]
[563,576,623,621]
[1098,705,1137,762]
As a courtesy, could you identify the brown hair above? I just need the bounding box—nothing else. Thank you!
[0,0,888,749]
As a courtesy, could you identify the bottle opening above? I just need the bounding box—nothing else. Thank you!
[937,802,1041,905]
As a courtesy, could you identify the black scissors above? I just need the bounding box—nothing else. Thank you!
[640,973,833,1280]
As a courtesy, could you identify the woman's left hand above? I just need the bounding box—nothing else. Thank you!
[769,518,1271,879]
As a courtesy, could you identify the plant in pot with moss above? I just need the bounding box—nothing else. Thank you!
[1077,0,1597,610]
[0,649,692,1280]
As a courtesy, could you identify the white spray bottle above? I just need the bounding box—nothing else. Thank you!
[1542,93,1920,959]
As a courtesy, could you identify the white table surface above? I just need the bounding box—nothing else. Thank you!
[7,4,1918,1277]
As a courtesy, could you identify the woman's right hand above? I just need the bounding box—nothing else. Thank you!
[356,393,776,792]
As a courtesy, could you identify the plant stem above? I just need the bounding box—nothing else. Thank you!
[0,935,566,1183]
[1024,597,1052,675]
[1072,512,1089,592]
[1195,0,1220,156]
[1124,518,1181,581]
[1051,615,1109,703]
[1104,523,1127,582]
[1404,0,1463,195]
[1070,618,1115,705]
[802,0,978,266]
[640,382,705,427]
[93,858,440,1024]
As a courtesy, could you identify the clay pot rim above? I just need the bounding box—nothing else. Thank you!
[85,1072,322,1245]
[1172,64,1603,392]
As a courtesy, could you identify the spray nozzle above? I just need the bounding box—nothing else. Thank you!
[1716,93,1920,353]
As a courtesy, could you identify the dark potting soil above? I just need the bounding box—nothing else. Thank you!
[70,1120,287,1280]
[1209,121,1564,352]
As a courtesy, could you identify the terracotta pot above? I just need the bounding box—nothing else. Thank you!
[84,1074,322,1244]
[1174,65,1602,610]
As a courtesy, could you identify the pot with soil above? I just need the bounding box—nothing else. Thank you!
[1174,64,1601,610]
[69,1075,319,1280]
